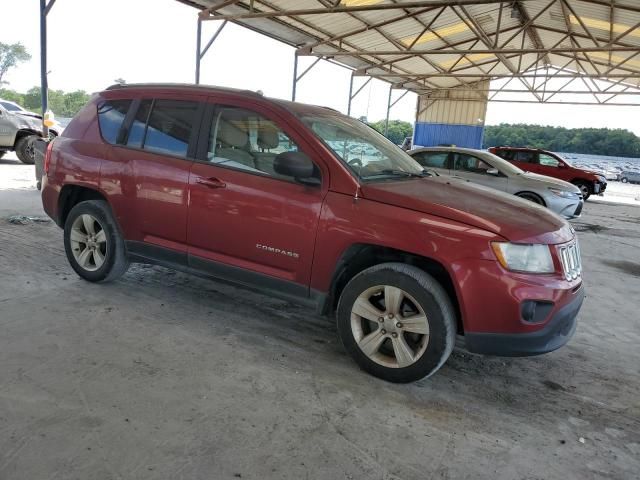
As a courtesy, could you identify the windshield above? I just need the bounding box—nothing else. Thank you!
[0,101,22,112]
[300,113,425,181]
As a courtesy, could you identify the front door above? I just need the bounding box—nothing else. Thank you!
[187,102,327,294]
[410,150,451,176]
[451,152,508,191]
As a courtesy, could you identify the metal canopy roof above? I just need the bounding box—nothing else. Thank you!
[179,0,640,106]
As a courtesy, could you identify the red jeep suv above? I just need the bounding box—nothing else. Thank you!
[41,84,585,382]
[488,146,607,201]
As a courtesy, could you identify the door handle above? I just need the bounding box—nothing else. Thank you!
[196,177,226,189]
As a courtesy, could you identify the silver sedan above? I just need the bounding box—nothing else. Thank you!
[409,146,584,219]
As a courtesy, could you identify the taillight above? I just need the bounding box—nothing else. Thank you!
[44,140,54,174]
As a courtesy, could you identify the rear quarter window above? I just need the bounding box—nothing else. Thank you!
[97,99,132,144]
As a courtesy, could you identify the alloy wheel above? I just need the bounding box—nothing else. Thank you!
[70,214,107,271]
[350,285,430,368]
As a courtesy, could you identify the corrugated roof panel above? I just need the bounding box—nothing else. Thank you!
[178,0,640,99]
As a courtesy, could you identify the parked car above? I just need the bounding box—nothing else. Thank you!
[620,170,640,184]
[409,147,584,219]
[41,84,584,383]
[0,99,63,164]
[488,147,607,201]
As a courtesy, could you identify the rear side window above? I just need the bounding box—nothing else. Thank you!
[515,151,536,163]
[97,99,131,144]
[126,100,199,158]
[495,149,515,161]
[144,100,199,157]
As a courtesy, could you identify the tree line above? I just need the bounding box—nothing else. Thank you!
[0,86,91,118]
[483,123,640,157]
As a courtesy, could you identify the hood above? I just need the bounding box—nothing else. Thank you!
[360,176,574,244]
[521,172,582,192]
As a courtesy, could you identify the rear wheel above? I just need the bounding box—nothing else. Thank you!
[15,135,38,164]
[516,191,545,206]
[64,200,129,282]
[572,181,592,201]
[336,263,456,383]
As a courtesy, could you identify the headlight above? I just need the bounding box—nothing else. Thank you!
[548,187,577,199]
[597,175,606,182]
[491,242,554,273]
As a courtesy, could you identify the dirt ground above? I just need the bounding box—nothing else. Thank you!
[1,153,639,480]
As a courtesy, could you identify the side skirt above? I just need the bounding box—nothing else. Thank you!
[125,241,328,313]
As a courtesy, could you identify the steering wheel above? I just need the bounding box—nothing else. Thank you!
[348,158,363,167]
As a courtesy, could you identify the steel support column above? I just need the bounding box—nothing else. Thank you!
[292,55,322,101]
[346,73,372,117]
[195,19,227,84]
[291,54,298,101]
[40,0,55,138]
[384,88,409,137]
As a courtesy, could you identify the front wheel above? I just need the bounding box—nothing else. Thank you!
[516,192,545,206]
[15,135,38,164]
[64,200,129,282]
[337,263,456,383]
[572,181,592,201]
[621,177,628,183]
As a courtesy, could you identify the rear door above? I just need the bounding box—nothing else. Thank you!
[511,150,542,174]
[451,152,507,191]
[186,100,328,294]
[105,95,204,256]
[410,150,451,175]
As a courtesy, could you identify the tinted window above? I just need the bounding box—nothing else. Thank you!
[97,99,131,144]
[143,100,198,157]
[0,101,22,112]
[539,153,560,167]
[495,149,515,161]
[413,151,449,169]
[127,100,152,148]
[515,151,536,163]
[453,154,492,174]
[208,106,318,181]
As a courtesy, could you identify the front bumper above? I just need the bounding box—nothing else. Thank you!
[464,284,584,357]
[594,181,607,194]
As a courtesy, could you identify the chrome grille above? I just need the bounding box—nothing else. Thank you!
[558,240,582,281]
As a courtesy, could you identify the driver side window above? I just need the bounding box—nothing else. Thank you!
[453,154,492,174]
[539,153,560,167]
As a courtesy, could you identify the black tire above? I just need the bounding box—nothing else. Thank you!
[516,191,545,206]
[572,181,592,201]
[336,263,456,383]
[15,135,38,164]
[63,200,129,283]
[0,151,5,159]
[621,177,628,183]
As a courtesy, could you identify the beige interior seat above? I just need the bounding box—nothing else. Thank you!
[213,119,256,169]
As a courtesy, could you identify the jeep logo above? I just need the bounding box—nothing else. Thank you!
[256,244,300,259]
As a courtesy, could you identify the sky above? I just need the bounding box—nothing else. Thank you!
[2,0,640,135]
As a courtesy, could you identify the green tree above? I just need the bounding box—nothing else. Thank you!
[483,123,640,157]
[368,119,413,145]
[5,86,90,117]
[0,42,31,84]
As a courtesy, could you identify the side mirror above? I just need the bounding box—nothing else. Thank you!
[274,151,319,185]
[558,162,566,168]
[487,168,500,176]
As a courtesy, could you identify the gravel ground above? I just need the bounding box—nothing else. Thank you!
[1,154,639,480]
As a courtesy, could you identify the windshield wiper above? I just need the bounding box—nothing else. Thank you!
[367,169,431,179]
